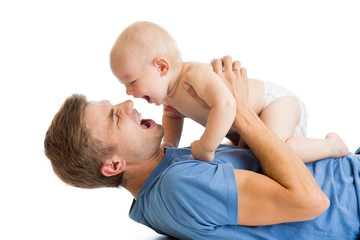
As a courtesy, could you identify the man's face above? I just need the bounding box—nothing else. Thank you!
[83,99,164,163]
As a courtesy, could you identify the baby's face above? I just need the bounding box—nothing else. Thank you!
[110,55,169,106]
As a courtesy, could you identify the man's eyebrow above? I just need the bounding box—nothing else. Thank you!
[109,107,114,126]
[101,100,114,126]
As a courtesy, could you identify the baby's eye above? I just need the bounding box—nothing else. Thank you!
[130,80,137,85]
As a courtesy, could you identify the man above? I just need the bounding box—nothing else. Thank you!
[44,57,359,239]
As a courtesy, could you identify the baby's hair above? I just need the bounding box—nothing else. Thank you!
[112,21,182,66]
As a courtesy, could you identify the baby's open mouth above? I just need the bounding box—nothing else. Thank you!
[142,96,151,104]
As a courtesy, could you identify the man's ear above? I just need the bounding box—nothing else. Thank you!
[101,157,126,177]
[153,57,169,76]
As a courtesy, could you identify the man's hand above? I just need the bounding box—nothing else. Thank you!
[183,56,249,110]
[211,56,249,107]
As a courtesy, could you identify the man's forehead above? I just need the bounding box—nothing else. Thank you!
[84,100,112,121]
[84,100,113,140]
[101,99,112,104]
[86,99,112,106]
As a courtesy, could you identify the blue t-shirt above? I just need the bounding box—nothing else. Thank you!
[129,145,360,240]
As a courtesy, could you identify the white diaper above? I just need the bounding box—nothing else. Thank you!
[262,81,308,137]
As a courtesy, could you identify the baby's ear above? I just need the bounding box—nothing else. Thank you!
[153,57,169,76]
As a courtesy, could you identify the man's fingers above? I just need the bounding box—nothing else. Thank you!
[232,60,241,71]
[222,55,233,72]
[239,67,249,101]
[211,58,223,74]
[240,67,247,79]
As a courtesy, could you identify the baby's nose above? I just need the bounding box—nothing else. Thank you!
[126,87,134,96]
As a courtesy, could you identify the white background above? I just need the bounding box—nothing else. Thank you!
[1,0,359,239]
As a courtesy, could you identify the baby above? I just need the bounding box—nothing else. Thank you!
[110,21,349,162]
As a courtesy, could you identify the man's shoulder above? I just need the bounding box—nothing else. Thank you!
[160,160,205,186]
[160,145,247,179]
[159,152,236,192]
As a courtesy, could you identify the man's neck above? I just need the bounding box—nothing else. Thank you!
[123,147,166,199]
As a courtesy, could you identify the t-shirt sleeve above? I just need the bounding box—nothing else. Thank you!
[157,161,238,229]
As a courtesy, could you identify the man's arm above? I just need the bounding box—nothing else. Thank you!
[214,56,329,225]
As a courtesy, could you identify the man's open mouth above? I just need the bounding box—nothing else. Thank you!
[140,119,155,129]
[136,109,155,129]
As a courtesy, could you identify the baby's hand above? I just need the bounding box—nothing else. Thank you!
[190,140,215,162]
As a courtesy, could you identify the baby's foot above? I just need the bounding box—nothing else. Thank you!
[325,132,350,158]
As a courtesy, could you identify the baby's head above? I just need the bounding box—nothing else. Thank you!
[110,21,182,105]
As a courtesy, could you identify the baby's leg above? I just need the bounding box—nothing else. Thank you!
[286,133,349,163]
[259,96,301,142]
[259,96,349,162]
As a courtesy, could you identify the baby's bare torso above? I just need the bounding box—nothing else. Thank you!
[163,62,264,127]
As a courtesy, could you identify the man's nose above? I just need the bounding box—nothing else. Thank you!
[115,100,133,115]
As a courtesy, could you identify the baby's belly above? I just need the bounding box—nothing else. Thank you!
[165,87,211,127]
[166,78,264,126]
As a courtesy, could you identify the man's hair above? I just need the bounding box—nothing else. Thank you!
[44,94,123,189]
[111,21,182,67]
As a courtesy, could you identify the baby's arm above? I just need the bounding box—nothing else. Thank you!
[186,66,236,161]
[162,105,184,148]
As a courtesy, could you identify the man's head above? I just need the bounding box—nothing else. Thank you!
[44,94,164,189]
[109,21,182,106]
